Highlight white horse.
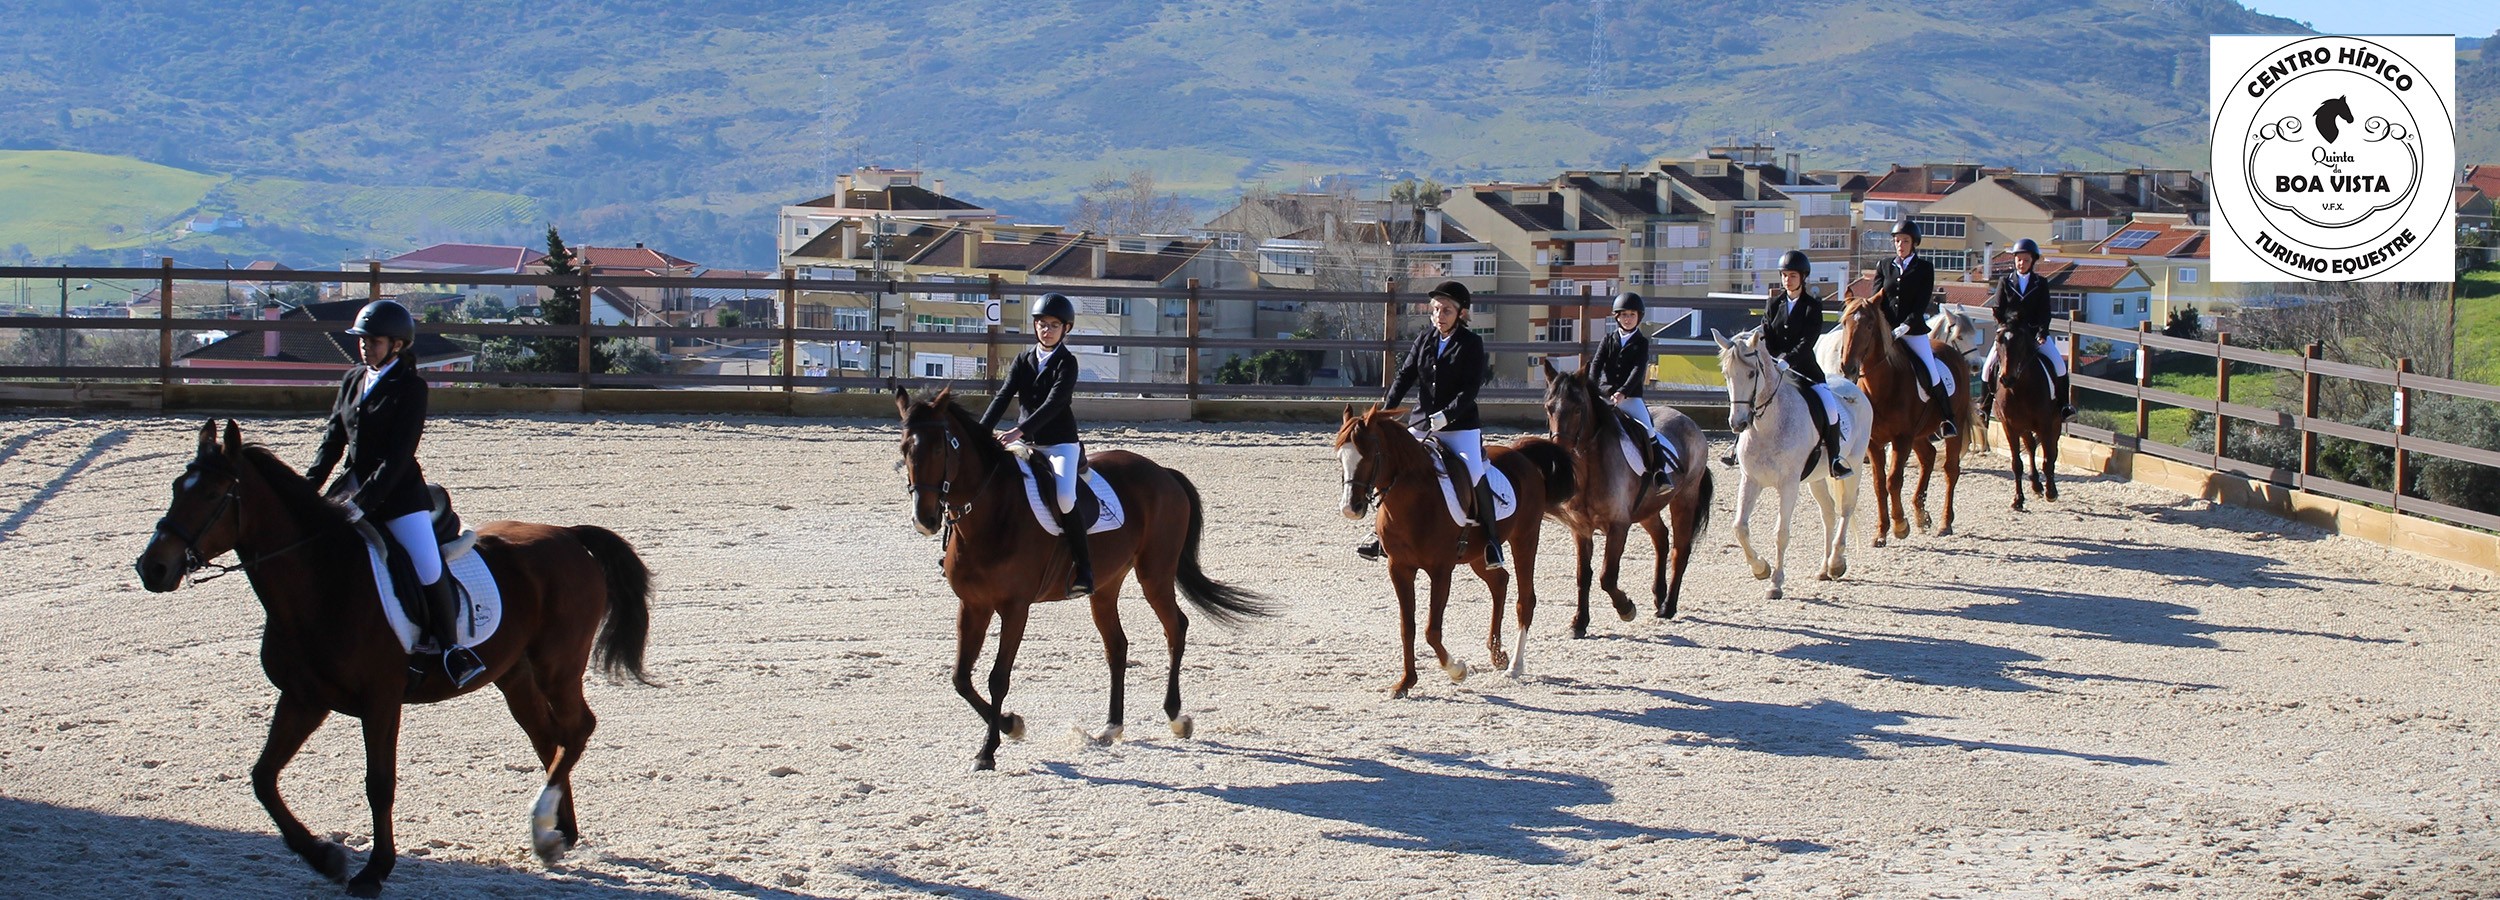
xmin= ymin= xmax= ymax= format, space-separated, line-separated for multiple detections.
xmin=1714 ymin=328 xmax=1872 ymax=600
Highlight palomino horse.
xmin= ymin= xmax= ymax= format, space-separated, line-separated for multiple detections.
xmin=1335 ymin=406 xmax=1573 ymax=694
xmin=1712 ymin=330 xmax=1871 ymax=599
xmin=895 ymin=389 xmax=1274 ymax=771
xmin=1833 ymin=291 xmax=1974 ymax=544
xmin=133 ymin=421 xmax=652 ymax=898
xmin=1988 ymin=328 xmax=2064 ymax=509
xmin=1536 ymin=359 xmax=1713 ymax=628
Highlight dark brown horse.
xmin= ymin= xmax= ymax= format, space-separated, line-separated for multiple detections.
xmin=1334 ymin=406 xmax=1573 ymax=695
xmin=1536 ymin=359 xmax=1713 ymax=629
xmin=1834 ymin=291 xmax=1973 ymax=544
xmin=133 ymin=421 xmax=652 ymax=897
xmin=895 ymin=389 xmax=1274 ymax=771
xmin=1988 ymin=329 xmax=2063 ymax=509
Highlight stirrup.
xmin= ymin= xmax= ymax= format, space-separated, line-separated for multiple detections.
xmin=1355 ymin=540 xmax=1384 ymax=561
xmin=442 ymin=647 xmax=486 ymax=689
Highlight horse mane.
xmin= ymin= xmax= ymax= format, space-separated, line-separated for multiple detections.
xmin=913 ymin=390 xmax=1012 ymax=469
xmin=234 ymin=443 xmax=355 ymax=531
xmin=1550 ymin=364 xmax=1620 ymax=442
xmin=1843 ymin=293 xmax=1918 ymax=373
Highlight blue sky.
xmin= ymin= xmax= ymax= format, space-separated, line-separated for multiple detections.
xmin=2239 ymin=0 xmax=2497 ymax=39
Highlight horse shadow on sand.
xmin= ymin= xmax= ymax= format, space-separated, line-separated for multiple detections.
xmin=1484 ymin=682 xmax=2163 ymax=767
xmin=1041 ymin=742 xmax=1827 ymax=865
xmin=1885 ymin=582 xmax=2403 ymax=650
xmin=0 ymin=428 xmax=127 ymax=546
xmin=0 ymin=796 xmax=818 ymax=899
xmin=1675 ymin=615 xmax=2207 ymax=693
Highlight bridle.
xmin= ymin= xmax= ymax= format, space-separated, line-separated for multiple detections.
xmin=902 ymin=412 xmax=1006 ymax=546
xmin=1340 ymin=418 xmax=1405 ymax=507
xmin=151 ymin=457 xmax=322 ymax=584
xmin=1726 ymin=339 xmax=1779 ymax=433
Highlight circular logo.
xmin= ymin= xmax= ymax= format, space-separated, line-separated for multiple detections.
xmin=2213 ymin=36 xmax=2451 ymax=281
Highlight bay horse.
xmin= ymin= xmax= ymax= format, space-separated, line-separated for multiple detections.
xmin=1334 ymin=406 xmax=1574 ymax=695
xmin=1712 ymin=329 xmax=1870 ymax=599
xmin=1535 ymin=359 xmax=1713 ymax=629
xmin=895 ymin=388 xmax=1275 ymax=771
xmin=1988 ymin=328 xmax=2063 ymax=509
xmin=1833 ymin=290 xmax=1973 ymax=544
xmin=133 ymin=420 xmax=652 ymax=898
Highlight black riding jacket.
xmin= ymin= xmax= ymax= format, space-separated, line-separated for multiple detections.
xmin=982 ymin=344 xmax=1081 ymax=446
xmin=1873 ymin=254 xmax=1937 ymax=335
xmin=1992 ymin=269 xmax=2056 ymax=338
xmin=1761 ymin=288 xmax=1828 ymax=385
xmin=1593 ymin=325 xmax=1651 ymax=399
xmin=305 ymin=359 xmax=433 ymax=519
xmin=1382 ymin=325 xmax=1485 ymax=431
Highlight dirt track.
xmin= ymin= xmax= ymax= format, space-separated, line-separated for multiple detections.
xmin=2 ymin=411 xmax=2496 ymax=898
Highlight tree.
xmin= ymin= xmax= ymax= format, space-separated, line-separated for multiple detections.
xmin=600 ymin=338 xmax=664 ymax=376
xmin=1388 ymin=178 xmax=1445 ymax=207
xmin=2162 ymin=305 xmax=2203 ymax=340
xmin=1225 ymin=186 xmax=1400 ymax=386
xmin=538 ymin=225 xmax=586 ymax=373
xmin=716 ymin=307 xmax=744 ymax=329
xmin=1069 ymin=169 xmax=1197 ymax=236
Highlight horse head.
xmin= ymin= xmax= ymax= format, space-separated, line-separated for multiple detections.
xmin=1713 ymin=328 xmax=1772 ymax=433
xmin=895 ymin=386 xmax=975 ymax=535
xmin=1539 ymin=358 xmax=1600 ymax=444
xmin=2315 ymin=95 xmax=2353 ymax=144
xmin=135 ymin=419 xmax=249 ymax=593
xmin=1833 ymin=290 xmax=1891 ymax=381
xmin=1334 ymin=404 xmax=1416 ymax=519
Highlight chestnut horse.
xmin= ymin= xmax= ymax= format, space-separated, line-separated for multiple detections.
xmin=133 ymin=421 xmax=652 ymax=898
xmin=1536 ymin=359 xmax=1712 ymax=629
xmin=1833 ymin=291 xmax=1973 ymax=544
xmin=1988 ymin=328 xmax=2064 ymax=509
xmin=895 ymin=389 xmax=1274 ymax=771
xmin=1335 ymin=407 xmax=1574 ymax=695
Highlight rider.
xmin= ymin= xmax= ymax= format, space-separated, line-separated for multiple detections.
xmin=1872 ymin=219 xmax=1958 ymax=441
xmin=981 ymin=292 xmax=1094 ymax=600
xmin=1593 ymin=291 xmax=1673 ymax=490
xmin=1358 ymin=280 xmax=1502 ymax=569
xmin=303 ymin=299 xmax=484 ymax=689
xmin=1762 ymin=251 xmax=1853 ymax=479
xmin=1979 ymin=238 xmax=2075 ymax=420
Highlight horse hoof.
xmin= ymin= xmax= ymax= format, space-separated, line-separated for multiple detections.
xmin=1612 ymin=601 xmax=1636 ymax=623
xmin=1443 ymin=660 xmax=1469 ymax=683
xmin=1817 ymin=571 xmax=1833 ymax=581
xmin=347 ymin=878 xmax=384 ymax=899
xmin=1388 ymin=683 xmax=1412 ymax=699
xmin=1488 ymin=651 xmax=1509 ymax=671
xmin=1002 ymin=713 xmax=1027 ymax=742
xmin=531 ymin=786 xmax=567 ymax=866
xmin=1073 ymin=723 xmax=1122 ymax=746
xmin=1655 ymin=602 xmax=1676 ymax=620
xmin=1765 ymin=587 xmax=1783 ymax=600
xmin=1937 ymin=525 xmax=1953 ymax=536
xmin=972 ymin=756 xmax=996 ymax=772
xmin=1170 ymin=715 xmax=1194 ymax=739
xmin=1749 ymin=564 xmax=1771 ymax=581
xmin=314 ymin=841 xmax=351 ymax=882
xmin=1828 ymin=560 xmax=1847 ymax=580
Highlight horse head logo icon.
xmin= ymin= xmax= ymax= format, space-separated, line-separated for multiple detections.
xmin=2314 ymin=95 xmax=2353 ymax=143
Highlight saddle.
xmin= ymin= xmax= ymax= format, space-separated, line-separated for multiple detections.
xmin=1006 ymin=445 xmax=1125 ymax=536
xmin=1609 ymin=405 xmax=1678 ymax=481
xmin=1419 ymin=435 xmax=1516 ymax=526
xmin=354 ymin=483 xmax=479 ymax=647
xmin=1025 ymin=455 xmax=1101 ymax=532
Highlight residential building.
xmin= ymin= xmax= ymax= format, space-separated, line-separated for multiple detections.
xmin=177 ymin=298 xmax=474 ymax=384
xmin=345 ymin=243 xmax=546 ymax=308
xmin=1911 ymin=170 xmax=2210 ymax=277
xmin=1856 ymin=163 xmax=2001 ymax=277
xmin=777 ymin=166 xmax=999 ymax=259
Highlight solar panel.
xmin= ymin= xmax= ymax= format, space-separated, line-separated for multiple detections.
xmin=2106 ymin=229 xmax=2160 ymax=249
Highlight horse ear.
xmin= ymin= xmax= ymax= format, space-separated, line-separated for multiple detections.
xmin=893 ymin=387 xmax=910 ymax=418
xmin=1342 ymin=403 xmax=1356 ymax=422
xmin=1710 ymin=329 xmax=1731 ymax=351
xmin=1539 ymin=357 xmax=1556 ymax=379
xmin=197 ymin=419 xmax=217 ymax=452
xmin=222 ymin=419 xmax=241 ymax=457
xmin=933 ymin=386 xmax=952 ymax=406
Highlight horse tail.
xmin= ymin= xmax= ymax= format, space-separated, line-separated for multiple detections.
xmin=1509 ymin=436 xmax=1577 ymax=504
xmin=570 ymin=524 xmax=655 ymax=685
xmin=1688 ymin=465 xmax=1714 ymax=540
xmin=1167 ymin=469 xmax=1278 ymax=625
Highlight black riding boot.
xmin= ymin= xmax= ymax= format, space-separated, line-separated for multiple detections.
xmin=2054 ymin=372 xmax=2075 ymax=418
xmin=1054 ymin=506 xmax=1096 ymax=599
xmin=1930 ymin=379 xmax=1959 ymax=441
xmin=1473 ymin=481 xmax=1506 ymax=569
xmin=1977 ymin=373 xmax=1998 ymax=424
xmin=1820 ymin=416 xmax=1854 ymax=479
xmin=424 ymin=577 xmax=485 ymax=689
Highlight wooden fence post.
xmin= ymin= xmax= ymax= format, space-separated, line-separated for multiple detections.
xmin=2134 ymin=320 xmax=2151 ymax=441
xmin=2213 ymin=331 xmax=2230 ymax=466
xmin=1184 ymin=278 xmax=1201 ymax=403
xmin=2299 ymin=342 xmax=2321 ymax=490
xmin=781 ymin=268 xmax=797 ymax=392
xmin=2393 ymin=357 xmax=2412 ymax=511
xmin=158 ymin=258 xmax=175 ymax=389
xmin=1380 ymin=279 xmax=1398 ymax=390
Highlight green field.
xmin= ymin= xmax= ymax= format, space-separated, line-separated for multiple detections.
xmin=2460 ymin=266 xmax=2500 ymax=383
xmin=0 ymin=151 xmax=220 ymax=257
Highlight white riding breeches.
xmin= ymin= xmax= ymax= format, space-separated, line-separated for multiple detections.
xmin=1034 ymin=442 xmax=1082 ymax=514
xmin=1809 ymin=382 xmax=1842 ymax=426
xmin=383 ymin=511 xmax=442 ymax=586
xmin=1902 ymin=333 xmax=1953 ymax=393
xmin=1612 ymin=396 xmax=1657 ymax=435
xmin=1984 ymin=335 xmax=2069 ymax=379
xmin=1415 ymin=426 xmax=1487 ymax=486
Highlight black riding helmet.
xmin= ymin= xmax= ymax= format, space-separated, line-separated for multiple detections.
xmin=344 ymin=299 xmax=415 ymax=343
xmin=1778 ymin=250 xmax=1812 ymax=276
xmin=1426 ymin=280 xmax=1471 ymax=309
xmin=1032 ymin=292 xmax=1076 ymax=328
xmin=1610 ymin=291 xmax=1643 ymax=314
xmin=2010 ymin=237 xmax=2041 ymax=257
xmin=1891 ymin=218 xmax=1921 ymax=245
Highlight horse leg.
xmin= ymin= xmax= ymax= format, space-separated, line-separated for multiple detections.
xmin=1767 ymin=480 xmax=1797 ymax=600
xmin=1569 ymin=527 xmax=1595 ymax=638
xmin=344 ymin=701 xmax=403 ymax=898
xmin=1643 ymin=513 xmax=1680 ymax=619
xmin=2043 ymin=434 xmax=2061 ymax=502
xmin=1136 ymin=573 xmax=1194 ymax=738
xmin=1505 ymin=513 xmax=1539 ymax=680
xmin=1084 ymin=582 xmax=1130 ymax=745
xmin=538 ymin=668 xmax=596 ymax=853
xmin=1938 ymin=432 xmax=1962 ymax=536
xmin=252 ymin=693 xmax=349 ymax=884
xmin=2008 ymin=429 xmax=2028 ymax=511
xmin=1425 ymin=567 xmax=1468 ymax=684
xmin=1811 ymin=477 xmax=1846 ymax=581
xmin=1735 ymin=475 xmax=1769 ymax=580
xmin=1886 ymin=440 xmax=1912 ymax=539
xmin=1600 ymin=521 xmax=1636 ymax=622
xmin=983 ymin=603 xmax=1034 ymax=762
xmin=1389 ymin=565 xmax=1420 ymax=698
xmin=1911 ymin=438 xmax=1937 ymax=533
xmin=1866 ymin=442 xmax=1894 ymax=546
xmin=950 ymin=603 xmax=1010 ymax=770
xmin=1478 ymin=545 xmax=1510 ymax=674
xmin=494 ymin=660 xmax=577 ymax=863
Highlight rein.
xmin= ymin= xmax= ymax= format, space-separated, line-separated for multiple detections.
xmin=152 ymin=460 xmax=327 ymax=585
xmin=1727 ymin=345 xmax=1780 ymax=433
xmin=1342 ymin=419 xmax=1413 ymax=507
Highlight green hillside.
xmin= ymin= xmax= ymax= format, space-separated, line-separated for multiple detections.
xmin=0 ymin=151 xmax=218 ymax=258
xmin=7 ymin=0 xmax=2478 ymax=270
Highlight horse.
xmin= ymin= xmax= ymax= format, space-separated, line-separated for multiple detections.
xmin=132 ymin=420 xmax=652 ymax=898
xmin=895 ymin=388 xmax=1274 ymax=771
xmin=1988 ymin=327 xmax=2064 ymax=509
xmin=1711 ymin=329 xmax=1870 ymax=600
xmin=1334 ymin=406 xmax=1573 ymax=695
xmin=1832 ymin=290 xmax=1974 ymax=544
xmin=1535 ymin=359 xmax=1713 ymax=629
xmin=1818 ymin=307 xmax=1986 ymax=379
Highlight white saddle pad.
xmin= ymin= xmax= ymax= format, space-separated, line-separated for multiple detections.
xmin=360 ymin=528 xmax=504 ymax=654
xmin=1428 ymin=450 xmax=1516 ymax=526
xmin=1022 ymin=468 xmax=1125 ymax=536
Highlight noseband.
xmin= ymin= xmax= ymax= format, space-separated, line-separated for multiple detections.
xmin=903 ymin=415 xmax=1005 ymax=544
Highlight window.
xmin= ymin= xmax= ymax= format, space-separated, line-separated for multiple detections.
xmin=1652 ymin=224 xmax=1705 ymax=248
xmin=1683 ymin=261 xmax=1711 ymax=285
xmin=1797 ymin=195 xmax=1840 ymax=217
xmin=1216 ymin=232 xmax=1242 ymax=251
xmin=1805 ymin=229 xmax=1850 ymax=251
xmin=1550 ymin=278 xmax=1577 ymax=296
xmin=1545 ymin=317 xmax=1576 ymax=343
xmin=1258 ymin=250 xmax=1315 ymax=275
xmin=2137 ymin=296 xmax=2149 ymax=313
xmin=1922 ymin=250 xmax=1974 ymax=274
xmin=1104 ymin=297 xmax=1129 ymax=316
xmin=2111 ymin=297 xmax=2126 ymax=315
xmin=835 ymin=307 xmax=868 ymax=331
xmin=923 ymin=361 xmax=944 ymax=377
xmin=800 ymin=304 xmax=833 ymax=329
xmin=1625 ymin=271 xmax=1644 ymax=285
xmin=1471 ymin=255 xmax=1499 ymax=277
xmin=1743 ymin=209 xmax=1789 ymax=234
xmin=2052 ymin=291 xmax=2082 ymax=315
xmin=1576 ymin=241 xmax=1615 ymax=265
xmin=2178 ymin=268 xmax=2200 ymax=284
xmin=1513 ymin=191 xmax=1545 ymax=205
xmin=1862 ymin=200 xmax=1901 ymax=222
xmin=797 ymin=226 xmax=811 ymax=237
xmin=1908 ymin=214 xmax=1967 ymax=239
xmin=1535 ymin=249 xmax=1552 ymax=266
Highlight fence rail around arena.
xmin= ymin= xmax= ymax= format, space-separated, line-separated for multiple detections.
xmin=3 ymin=262 xmax=2493 ymax=536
